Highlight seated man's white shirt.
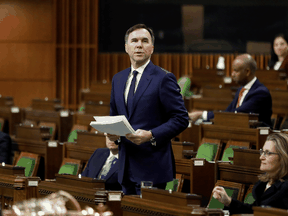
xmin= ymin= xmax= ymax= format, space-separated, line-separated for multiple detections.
xmin=202 ymin=76 xmax=257 ymax=120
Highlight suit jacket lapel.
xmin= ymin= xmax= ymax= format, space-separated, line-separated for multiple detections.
xmin=105 ymin=159 xmax=118 ymax=180
xmin=128 ymin=62 xmax=154 ymax=119
xmin=93 ymin=150 xmax=110 ymax=178
xmin=116 ymin=68 xmax=130 ymax=118
xmin=242 ymin=78 xmax=260 ymax=104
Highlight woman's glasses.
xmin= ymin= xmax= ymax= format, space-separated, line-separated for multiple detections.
xmin=260 ymin=149 xmax=279 ymax=157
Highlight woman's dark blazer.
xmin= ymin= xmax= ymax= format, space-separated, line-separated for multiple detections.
xmin=226 ymin=177 xmax=288 ymax=214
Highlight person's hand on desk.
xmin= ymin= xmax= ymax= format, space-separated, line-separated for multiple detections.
xmin=126 ymin=129 xmax=152 ymax=145
xmin=188 ymin=111 xmax=203 ymax=122
xmin=212 ymin=186 xmax=232 ymax=207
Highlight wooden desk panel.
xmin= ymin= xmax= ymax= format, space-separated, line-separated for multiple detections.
xmin=200 ymin=124 xmax=267 ymax=150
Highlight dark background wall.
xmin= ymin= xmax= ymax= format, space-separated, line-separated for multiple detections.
xmin=99 ymin=0 xmax=288 ymax=53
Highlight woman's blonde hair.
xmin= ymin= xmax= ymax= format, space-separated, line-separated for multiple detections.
xmin=259 ymin=133 xmax=288 ymax=183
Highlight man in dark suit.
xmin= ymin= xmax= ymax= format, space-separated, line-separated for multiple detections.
xmin=0 ymin=131 xmax=11 ymax=164
xmin=107 ymin=24 xmax=189 ymax=195
xmin=189 ymin=54 xmax=272 ymax=127
xmin=81 ymin=136 xmax=121 ymax=191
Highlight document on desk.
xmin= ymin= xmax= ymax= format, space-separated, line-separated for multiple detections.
xmin=90 ymin=115 xmax=135 ymax=136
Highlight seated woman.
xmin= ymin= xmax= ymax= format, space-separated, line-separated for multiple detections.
xmin=212 ymin=132 xmax=288 ymax=214
xmin=268 ymin=34 xmax=288 ymax=72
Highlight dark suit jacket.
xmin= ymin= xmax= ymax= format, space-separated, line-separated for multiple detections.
xmin=81 ymin=148 xmax=121 ymax=191
xmin=207 ymin=79 xmax=272 ymax=127
xmin=226 ymin=178 xmax=288 ymax=214
xmin=0 ymin=131 xmax=11 ymax=164
xmin=110 ymin=61 xmax=189 ymax=185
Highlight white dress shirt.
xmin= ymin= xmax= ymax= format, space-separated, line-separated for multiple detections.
xmin=202 ymin=76 xmax=257 ymax=120
xmin=124 ymin=60 xmax=150 ymax=104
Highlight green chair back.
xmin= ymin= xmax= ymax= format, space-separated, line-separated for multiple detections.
xmin=208 ymin=187 xmax=239 ymax=209
xmin=221 ymin=145 xmax=241 ymax=163
xmin=58 ymin=163 xmax=79 ymax=175
xmin=196 ymin=143 xmax=218 ymax=161
xmin=67 ymin=130 xmax=78 ymax=142
xmin=165 ymin=179 xmax=179 ymax=192
xmin=16 ymin=157 xmax=36 ymax=177
xmin=243 ymin=192 xmax=255 ymax=204
xmin=178 ymin=77 xmax=193 ymax=97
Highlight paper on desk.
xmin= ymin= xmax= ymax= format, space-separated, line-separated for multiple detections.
xmin=90 ymin=115 xmax=135 ymax=136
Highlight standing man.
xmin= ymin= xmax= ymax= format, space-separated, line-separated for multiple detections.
xmin=108 ymin=24 xmax=189 ymax=195
xmin=189 ymin=54 xmax=272 ymax=127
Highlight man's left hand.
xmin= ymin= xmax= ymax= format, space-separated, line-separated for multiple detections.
xmin=125 ymin=129 xmax=152 ymax=145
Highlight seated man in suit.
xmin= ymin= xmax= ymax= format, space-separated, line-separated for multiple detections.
xmin=189 ymin=54 xmax=272 ymax=128
xmin=81 ymin=135 xmax=121 ymax=191
xmin=0 ymin=131 xmax=11 ymax=164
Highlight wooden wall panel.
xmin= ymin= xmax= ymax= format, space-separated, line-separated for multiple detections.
xmin=0 ymin=0 xmax=54 ymax=108
xmin=0 ymin=81 xmax=53 ymax=107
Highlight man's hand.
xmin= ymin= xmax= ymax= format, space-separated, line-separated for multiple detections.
xmin=125 ymin=129 xmax=152 ymax=145
xmin=188 ymin=111 xmax=203 ymax=122
xmin=106 ymin=134 xmax=120 ymax=142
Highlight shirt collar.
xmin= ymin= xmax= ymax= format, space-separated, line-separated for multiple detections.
xmin=243 ymin=76 xmax=257 ymax=90
xmin=131 ymin=60 xmax=150 ymax=75
xmin=109 ymin=151 xmax=119 ymax=159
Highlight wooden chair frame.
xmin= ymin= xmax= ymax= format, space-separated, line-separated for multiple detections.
xmin=59 ymin=157 xmax=82 ymax=176
xmin=221 ymin=140 xmax=250 ymax=161
xmin=39 ymin=121 xmax=57 ymax=140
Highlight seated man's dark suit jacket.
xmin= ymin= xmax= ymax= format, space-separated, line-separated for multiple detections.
xmin=110 ymin=61 xmax=189 ymax=186
xmin=226 ymin=177 xmax=288 ymax=214
xmin=207 ymin=78 xmax=272 ymax=127
xmin=81 ymin=148 xmax=121 ymax=191
xmin=0 ymin=131 xmax=11 ymax=164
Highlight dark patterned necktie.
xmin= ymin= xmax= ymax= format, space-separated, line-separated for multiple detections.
xmin=127 ymin=70 xmax=138 ymax=116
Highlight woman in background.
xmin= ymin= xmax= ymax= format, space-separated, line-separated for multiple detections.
xmin=268 ymin=34 xmax=288 ymax=72
xmin=212 ymin=132 xmax=288 ymax=214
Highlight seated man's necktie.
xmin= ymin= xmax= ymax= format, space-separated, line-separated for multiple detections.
xmin=98 ymin=156 xmax=118 ymax=180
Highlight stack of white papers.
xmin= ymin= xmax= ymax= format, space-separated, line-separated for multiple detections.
xmin=90 ymin=115 xmax=135 ymax=136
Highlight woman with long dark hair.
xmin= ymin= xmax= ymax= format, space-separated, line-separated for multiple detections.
xmin=268 ymin=34 xmax=288 ymax=71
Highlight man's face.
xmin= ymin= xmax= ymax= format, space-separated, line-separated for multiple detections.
xmin=125 ymin=28 xmax=154 ymax=68
xmin=231 ymin=59 xmax=248 ymax=85
xmin=106 ymin=136 xmax=118 ymax=150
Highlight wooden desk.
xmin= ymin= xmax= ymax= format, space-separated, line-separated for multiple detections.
xmin=24 ymin=109 xmax=73 ymax=142
xmin=200 ymin=124 xmax=268 ymax=150
xmin=38 ymin=174 xmax=122 ymax=216
xmin=31 ymin=98 xmax=63 ymax=111
xmin=121 ymin=188 xmax=223 ymax=216
xmin=253 ymin=206 xmax=288 ymax=216
xmin=0 ymin=107 xmax=22 ymax=135
xmin=0 ymin=164 xmax=40 ymax=210
xmin=188 ymin=97 xmax=232 ymax=112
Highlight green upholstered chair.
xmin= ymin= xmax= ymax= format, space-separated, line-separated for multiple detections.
xmin=67 ymin=124 xmax=88 ymax=142
xmin=165 ymin=174 xmax=184 ymax=192
xmin=58 ymin=158 xmax=82 ymax=176
xmin=208 ymin=180 xmax=245 ymax=209
xmin=178 ymin=76 xmax=193 ymax=97
xmin=196 ymin=138 xmax=222 ymax=162
xmin=15 ymin=152 xmax=40 ymax=177
xmin=221 ymin=140 xmax=250 ymax=163
xmin=243 ymin=185 xmax=255 ymax=204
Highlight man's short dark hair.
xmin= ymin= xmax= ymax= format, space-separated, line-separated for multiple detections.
xmin=124 ymin=24 xmax=155 ymax=45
